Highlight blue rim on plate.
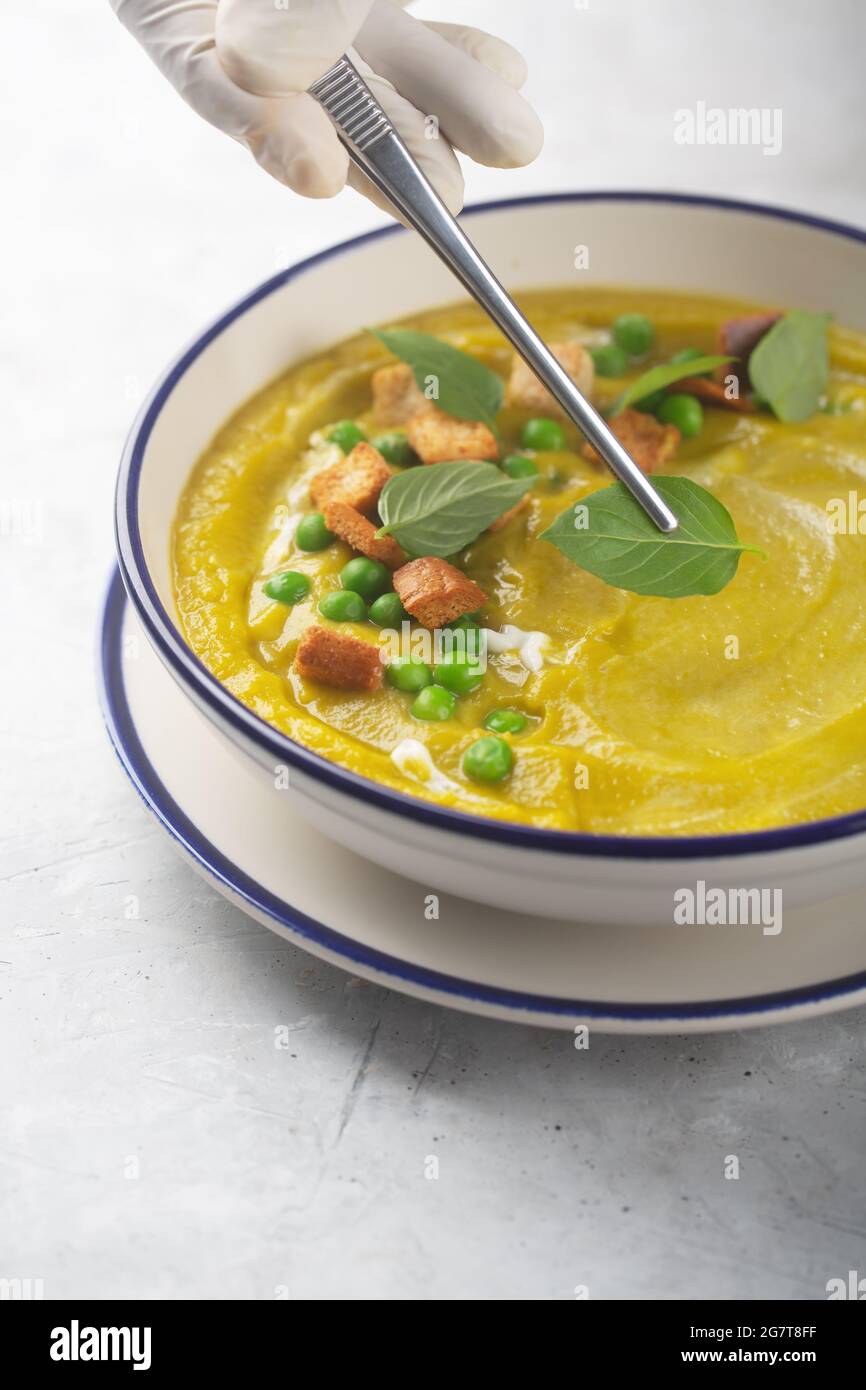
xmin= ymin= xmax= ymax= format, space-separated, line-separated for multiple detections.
xmin=99 ymin=568 xmax=866 ymax=1023
xmin=115 ymin=189 xmax=866 ymax=861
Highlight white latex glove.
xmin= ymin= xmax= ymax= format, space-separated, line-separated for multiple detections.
xmin=109 ymin=0 xmax=543 ymax=215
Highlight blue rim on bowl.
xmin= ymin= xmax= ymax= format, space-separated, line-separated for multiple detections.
xmin=98 ymin=569 xmax=866 ymax=1022
xmin=115 ymin=190 xmax=866 ymax=861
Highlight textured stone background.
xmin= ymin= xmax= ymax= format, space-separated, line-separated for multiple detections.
xmin=2 ymin=0 xmax=864 ymax=1299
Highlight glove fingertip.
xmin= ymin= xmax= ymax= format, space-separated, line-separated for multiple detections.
xmin=255 ymin=120 xmax=349 ymax=198
xmin=428 ymin=166 xmax=464 ymax=217
xmin=496 ymin=105 xmax=545 ymax=169
xmin=286 ymin=154 xmax=348 ymax=199
xmin=427 ymin=23 xmax=529 ymax=90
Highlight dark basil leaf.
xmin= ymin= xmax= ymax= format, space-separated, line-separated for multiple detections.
xmin=371 ymin=329 xmax=503 ymax=428
xmin=377 ymin=461 xmax=532 ymax=558
xmin=611 ymin=356 xmax=733 ymax=415
xmin=748 ymin=310 xmax=830 ymax=422
xmin=538 ymin=476 xmax=764 ymax=597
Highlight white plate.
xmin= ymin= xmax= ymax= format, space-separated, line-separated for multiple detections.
xmin=99 ymin=571 xmax=866 ymax=1033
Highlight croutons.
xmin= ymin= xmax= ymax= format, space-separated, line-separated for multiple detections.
xmin=393 ymin=556 xmax=486 ymax=630
xmin=582 ymin=408 xmax=680 ymax=475
xmin=505 ymin=341 xmax=595 ymax=416
xmin=716 ymin=312 xmax=783 ymax=399
xmin=674 ymin=376 xmax=755 ymax=413
xmin=310 ymin=442 xmax=392 ymax=515
xmin=371 ymin=363 xmax=430 ymax=426
xmin=323 ymin=500 xmax=406 ymax=569
xmin=295 ymin=625 xmax=383 ymax=692
xmin=406 ymin=407 xmax=499 ymax=465
xmin=718 ymin=312 xmax=782 ymax=364
xmin=487 ymin=497 xmax=530 ymax=534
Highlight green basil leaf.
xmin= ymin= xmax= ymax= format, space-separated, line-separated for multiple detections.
xmin=538 ymin=476 xmax=765 ymax=598
xmin=371 ymin=329 xmax=504 ymax=428
xmin=748 ymin=310 xmax=830 ymax=422
xmin=611 ymin=355 xmax=734 ymax=415
xmin=377 ymin=461 xmax=532 ymax=558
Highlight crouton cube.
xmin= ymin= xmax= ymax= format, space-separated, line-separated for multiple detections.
xmin=406 ymin=408 xmax=499 ymax=465
xmin=715 ymin=312 xmax=783 ymax=400
xmin=717 ymin=312 xmax=782 ymax=364
xmin=371 ymin=363 xmax=430 ymax=426
xmin=323 ymin=500 xmax=406 ymax=569
xmin=675 ymin=376 xmax=755 ymax=413
xmin=310 ymin=442 xmax=392 ymax=515
xmin=581 ymin=408 xmax=680 ymax=475
xmin=393 ymin=557 xmax=487 ymax=630
xmin=505 ymin=341 xmax=595 ymax=417
xmin=487 ymin=496 xmax=530 ymax=534
xmin=295 ymin=625 xmax=383 ymax=692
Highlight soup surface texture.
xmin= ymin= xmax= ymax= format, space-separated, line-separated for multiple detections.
xmin=173 ymin=288 xmax=866 ymax=834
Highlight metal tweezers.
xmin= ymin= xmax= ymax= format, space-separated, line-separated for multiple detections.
xmin=309 ymin=55 xmax=678 ymax=533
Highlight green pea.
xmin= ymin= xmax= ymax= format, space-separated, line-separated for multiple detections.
xmin=328 ymin=420 xmax=366 ymax=454
xmin=295 ymin=512 xmax=336 ymax=552
xmin=387 ymin=657 xmax=433 ymax=693
xmin=318 ymin=590 xmax=367 ymax=622
xmin=445 ymin=619 xmax=484 ymax=665
xmin=434 ymin=653 xmax=485 ymax=696
xmin=369 ymin=591 xmax=408 ymax=627
xmin=483 ymin=708 xmax=527 ymax=735
xmin=340 ymin=556 xmax=390 ymax=601
xmin=590 ymin=343 xmax=629 ymax=377
xmin=463 ymin=735 xmax=513 ymax=783
xmin=502 ymin=453 xmax=540 ymax=479
xmin=520 ymin=418 xmax=565 ymax=452
xmin=612 ymin=313 xmax=655 ymax=358
xmin=634 ymin=388 xmax=667 ymax=414
xmin=372 ymin=432 xmax=416 ymax=467
xmin=411 ymin=684 xmax=457 ymax=721
xmin=263 ymin=571 xmax=310 ymax=606
xmin=657 ymin=393 xmax=703 ymax=438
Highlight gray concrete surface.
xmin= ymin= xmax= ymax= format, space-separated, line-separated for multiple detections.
xmin=2 ymin=0 xmax=864 ymax=1299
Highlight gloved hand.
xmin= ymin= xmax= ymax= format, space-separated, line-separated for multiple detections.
xmin=109 ymin=0 xmax=543 ymax=215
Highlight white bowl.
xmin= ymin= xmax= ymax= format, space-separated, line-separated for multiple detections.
xmin=115 ymin=191 xmax=866 ymax=924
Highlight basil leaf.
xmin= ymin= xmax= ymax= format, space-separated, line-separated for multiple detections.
xmin=377 ymin=461 xmax=532 ymax=558
xmin=748 ymin=310 xmax=830 ymax=422
xmin=371 ymin=329 xmax=504 ymax=428
xmin=538 ymin=477 xmax=764 ymax=598
xmin=611 ymin=355 xmax=733 ymax=415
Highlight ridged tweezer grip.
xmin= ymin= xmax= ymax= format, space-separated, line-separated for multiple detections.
xmin=308 ymin=57 xmax=392 ymax=153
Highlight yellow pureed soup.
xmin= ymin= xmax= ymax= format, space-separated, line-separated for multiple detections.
xmin=173 ymin=288 xmax=866 ymax=835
